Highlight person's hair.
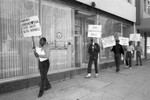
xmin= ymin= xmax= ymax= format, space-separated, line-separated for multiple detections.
xmin=90 ymin=38 xmax=93 ymax=42
xmin=116 ymin=39 xmax=119 ymax=42
xmin=129 ymin=41 xmax=132 ymax=45
xmin=40 ymin=37 xmax=47 ymax=43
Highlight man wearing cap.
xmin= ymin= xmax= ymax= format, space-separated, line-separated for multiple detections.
xmin=86 ymin=38 xmax=100 ymax=78
xmin=111 ymin=39 xmax=124 ymax=72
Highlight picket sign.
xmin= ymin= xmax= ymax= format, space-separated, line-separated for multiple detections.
xmin=119 ymin=37 xmax=129 ymax=46
xmin=20 ymin=16 xmax=42 ymax=50
xmin=129 ymin=33 xmax=141 ymax=41
xmin=101 ymin=36 xmax=115 ymax=48
xmin=88 ymin=25 xmax=102 ymax=38
xmin=20 ymin=16 xmax=42 ymax=38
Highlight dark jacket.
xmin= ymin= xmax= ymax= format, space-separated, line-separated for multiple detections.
xmin=111 ymin=44 xmax=124 ymax=55
xmin=88 ymin=43 xmax=100 ymax=57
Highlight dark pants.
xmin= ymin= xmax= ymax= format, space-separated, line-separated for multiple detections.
xmin=126 ymin=51 xmax=132 ymax=67
xmin=114 ymin=54 xmax=121 ymax=71
xmin=38 ymin=59 xmax=51 ymax=91
xmin=136 ymin=51 xmax=142 ymax=65
xmin=87 ymin=56 xmax=98 ymax=74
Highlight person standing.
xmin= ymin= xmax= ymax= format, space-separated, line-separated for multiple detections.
xmin=86 ymin=38 xmax=100 ymax=78
xmin=34 ymin=37 xmax=51 ymax=97
xmin=111 ymin=39 xmax=124 ymax=72
xmin=125 ymin=41 xmax=134 ymax=69
xmin=135 ymin=41 xmax=143 ymax=66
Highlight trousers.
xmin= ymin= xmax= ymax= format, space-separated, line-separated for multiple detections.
xmin=136 ymin=51 xmax=142 ymax=65
xmin=126 ymin=51 xmax=132 ymax=67
xmin=87 ymin=56 xmax=98 ymax=74
xmin=114 ymin=54 xmax=121 ymax=71
xmin=38 ymin=59 xmax=51 ymax=91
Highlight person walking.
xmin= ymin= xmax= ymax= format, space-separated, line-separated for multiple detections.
xmin=33 ymin=37 xmax=51 ymax=97
xmin=86 ymin=38 xmax=100 ymax=78
xmin=135 ymin=41 xmax=143 ymax=66
xmin=125 ymin=41 xmax=134 ymax=69
xmin=111 ymin=39 xmax=124 ymax=72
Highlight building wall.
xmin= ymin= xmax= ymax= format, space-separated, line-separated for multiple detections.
xmin=0 ymin=0 xmax=134 ymax=82
xmin=0 ymin=0 xmax=137 ymax=94
xmin=76 ymin=0 xmax=136 ymax=22
xmin=136 ymin=0 xmax=150 ymax=59
xmin=136 ymin=0 xmax=142 ymax=25
xmin=0 ymin=0 xmax=73 ymax=79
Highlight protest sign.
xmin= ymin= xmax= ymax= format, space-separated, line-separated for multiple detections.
xmin=101 ymin=36 xmax=115 ymax=48
xmin=119 ymin=37 xmax=129 ymax=46
xmin=88 ymin=25 xmax=102 ymax=38
xmin=20 ymin=16 xmax=42 ymax=37
xmin=130 ymin=33 xmax=141 ymax=41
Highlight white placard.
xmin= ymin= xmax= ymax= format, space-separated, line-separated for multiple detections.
xmin=119 ymin=37 xmax=129 ymax=46
xmin=101 ymin=36 xmax=115 ymax=48
xmin=20 ymin=16 xmax=42 ymax=37
xmin=88 ymin=25 xmax=102 ymax=38
xmin=129 ymin=34 xmax=141 ymax=41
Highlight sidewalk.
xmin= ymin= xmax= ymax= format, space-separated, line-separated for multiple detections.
xmin=0 ymin=60 xmax=150 ymax=100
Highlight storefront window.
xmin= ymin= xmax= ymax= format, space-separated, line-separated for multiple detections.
xmin=0 ymin=0 xmax=39 ymax=79
xmin=40 ymin=1 xmax=72 ymax=70
xmin=0 ymin=0 xmax=72 ymax=79
xmin=99 ymin=16 xmax=122 ymax=62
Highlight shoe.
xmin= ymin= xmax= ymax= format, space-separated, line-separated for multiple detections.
xmin=38 ymin=90 xmax=44 ymax=98
xmin=116 ymin=69 xmax=120 ymax=72
xmin=45 ymin=86 xmax=51 ymax=91
xmin=135 ymin=64 xmax=139 ymax=66
xmin=95 ymin=74 xmax=98 ymax=78
xmin=126 ymin=66 xmax=129 ymax=68
xmin=86 ymin=74 xmax=91 ymax=78
xmin=129 ymin=67 xmax=132 ymax=69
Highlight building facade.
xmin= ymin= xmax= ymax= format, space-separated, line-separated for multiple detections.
xmin=0 ymin=0 xmax=136 ymax=94
xmin=136 ymin=0 xmax=150 ymax=59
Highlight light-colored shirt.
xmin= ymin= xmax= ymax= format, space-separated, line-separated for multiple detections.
xmin=127 ymin=45 xmax=134 ymax=53
xmin=135 ymin=45 xmax=142 ymax=52
xmin=36 ymin=47 xmax=48 ymax=62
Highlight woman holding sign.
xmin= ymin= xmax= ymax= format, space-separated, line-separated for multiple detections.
xmin=33 ymin=37 xmax=51 ymax=97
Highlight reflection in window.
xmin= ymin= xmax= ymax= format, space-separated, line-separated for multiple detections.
xmin=99 ymin=16 xmax=122 ymax=62
xmin=0 ymin=0 xmax=72 ymax=79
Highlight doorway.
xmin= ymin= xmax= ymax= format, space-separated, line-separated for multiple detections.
xmin=74 ymin=10 xmax=96 ymax=67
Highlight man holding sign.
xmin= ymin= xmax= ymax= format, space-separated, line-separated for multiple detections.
xmin=86 ymin=25 xmax=101 ymax=78
xmin=86 ymin=38 xmax=100 ymax=78
xmin=111 ymin=39 xmax=124 ymax=72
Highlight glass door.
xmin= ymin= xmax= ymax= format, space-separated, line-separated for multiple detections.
xmin=75 ymin=17 xmax=82 ymax=67
xmin=74 ymin=11 xmax=96 ymax=67
xmin=82 ymin=16 xmax=96 ymax=63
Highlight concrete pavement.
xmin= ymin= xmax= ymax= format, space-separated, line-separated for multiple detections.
xmin=0 ymin=60 xmax=150 ymax=100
